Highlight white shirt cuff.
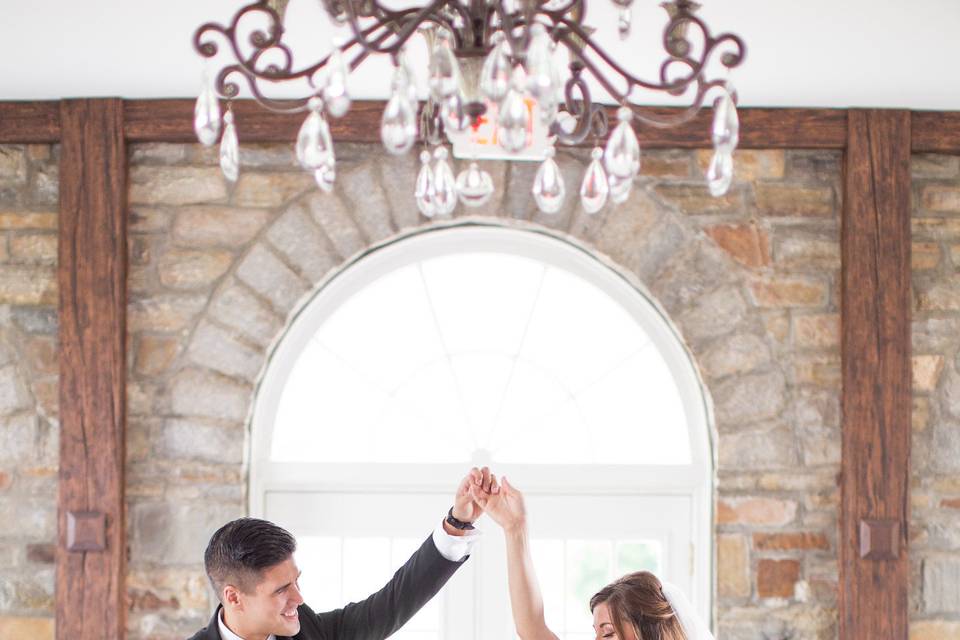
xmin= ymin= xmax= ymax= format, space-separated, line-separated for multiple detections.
xmin=431 ymin=519 xmax=481 ymax=562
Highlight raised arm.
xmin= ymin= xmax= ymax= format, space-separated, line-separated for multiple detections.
xmin=471 ymin=477 xmax=560 ymax=640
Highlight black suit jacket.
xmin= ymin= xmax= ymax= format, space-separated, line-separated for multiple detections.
xmin=188 ymin=534 xmax=467 ymax=640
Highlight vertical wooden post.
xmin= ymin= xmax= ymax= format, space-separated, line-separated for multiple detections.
xmin=56 ymin=99 xmax=127 ymax=640
xmin=840 ymin=109 xmax=911 ymax=640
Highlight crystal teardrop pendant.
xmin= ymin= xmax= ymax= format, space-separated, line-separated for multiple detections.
xmin=604 ymin=107 xmax=641 ymax=179
xmin=297 ymin=97 xmax=333 ymax=170
xmin=219 ymin=109 xmax=240 ymax=182
xmin=415 ymin=150 xmax=437 ymax=218
xmin=712 ymin=84 xmax=740 ymax=154
xmin=579 ymin=147 xmax=609 ymax=214
xmin=429 ymin=31 xmax=460 ymax=101
xmin=315 ymin=160 xmax=336 ymax=193
xmin=618 ymin=7 xmax=632 ymax=39
xmin=525 ymin=23 xmax=555 ymax=102
xmin=498 ymin=70 xmax=531 ymax=153
xmin=480 ymin=33 xmax=511 ymax=102
xmin=433 ymin=146 xmax=458 ymax=216
xmin=441 ymin=90 xmax=470 ymax=132
xmin=706 ymin=149 xmax=734 ymax=197
xmin=194 ymin=77 xmax=221 ymax=147
xmin=608 ymin=171 xmax=632 ymax=204
xmin=323 ymin=42 xmax=351 ymax=118
xmin=532 ymin=148 xmax=565 ymax=214
xmin=381 ymin=86 xmax=418 ymax=155
xmin=456 ymin=161 xmax=494 ymax=207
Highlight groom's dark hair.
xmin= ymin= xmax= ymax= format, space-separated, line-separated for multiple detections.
xmin=204 ymin=517 xmax=297 ymax=599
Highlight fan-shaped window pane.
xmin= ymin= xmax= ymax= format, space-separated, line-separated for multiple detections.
xmin=270 ymin=242 xmax=691 ymax=465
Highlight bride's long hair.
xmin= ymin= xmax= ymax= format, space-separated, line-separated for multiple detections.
xmin=589 ymin=571 xmax=687 ymax=640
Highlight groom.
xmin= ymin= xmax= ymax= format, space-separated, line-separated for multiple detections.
xmin=187 ymin=467 xmax=494 ymax=640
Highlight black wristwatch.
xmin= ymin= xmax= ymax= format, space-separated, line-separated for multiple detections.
xmin=446 ymin=507 xmax=475 ymax=531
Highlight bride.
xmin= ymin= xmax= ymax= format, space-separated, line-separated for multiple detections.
xmin=470 ymin=475 xmax=713 ymax=640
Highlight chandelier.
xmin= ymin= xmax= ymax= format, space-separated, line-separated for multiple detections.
xmin=193 ymin=0 xmax=745 ymax=216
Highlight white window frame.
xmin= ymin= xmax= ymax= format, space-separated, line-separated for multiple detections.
xmin=249 ymin=224 xmax=715 ymax=634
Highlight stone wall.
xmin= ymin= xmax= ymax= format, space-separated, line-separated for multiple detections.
xmin=910 ymin=154 xmax=960 ymax=640
xmin=0 ymin=144 xmax=59 ymax=638
xmin=124 ymin=142 xmax=842 ymax=639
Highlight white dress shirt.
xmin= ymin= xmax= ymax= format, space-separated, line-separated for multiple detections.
xmin=217 ymin=519 xmax=479 ymax=640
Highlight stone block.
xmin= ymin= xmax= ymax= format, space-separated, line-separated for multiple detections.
xmin=793 ymin=354 xmax=841 ymax=387
xmin=916 ymin=282 xmax=960 ymax=311
xmin=700 ymin=333 xmax=771 ymax=379
xmin=653 ymin=183 xmax=743 ymax=215
xmin=643 ymin=150 xmax=693 ymax=179
xmin=757 ymin=558 xmax=800 ymax=599
xmin=187 ymin=322 xmax=263 ymax=382
xmin=266 ymin=204 xmax=338 ymax=282
xmin=129 ymin=143 xmax=188 ymax=165
xmin=753 ymin=532 xmax=829 ymax=551
xmin=0 ymin=414 xmax=38 ymax=461
xmin=173 ymin=206 xmax=271 ymax=249
xmin=951 ymin=243 xmax=960 ymax=266
xmin=748 ymin=275 xmax=827 ymax=308
xmin=944 ymin=368 xmax=960 ymax=419
xmin=0 ymin=365 xmax=30 ymax=416
xmin=717 ymin=496 xmax=798 ymax=526
xmin=0 ymin=212 xmax=56 ymax=230
xmin=128 ymin=294 xmax=208 ymax=332
xmin=157 ymin=248 xmax=233 ymax=291
xmin=931 ymin=420 xmax=960 ymax=473
xmin=10 ymin=307 xmax=57 ymax=335
xmin=912 ymin=154 xmax=960 ymax=178
xmin=593 ymin=193 xmax=686 ymax=283
xmin=0 ymin=147 xmax=27 ymax=183
xmin=714 ymin=369 xmax=786 ymax=425
xmin=914 ymin=396 xmax=931 ymax=432
xmin=923 ymin=557 xmax=960 ymax=613
xmin=135 ymin=335 xmax=181 ymax=376
xmin=793 ymin=313 xmax=840 ymax=349
xmin=208 ymin=281 xmax=283 ymax=348
xmin=23 ymin=335 xmax=56 ymax=377
xmin=0 ymin=496 xmax=56 ymax=539
xmin=127 ymin=567 xmax=210 ymax=613
xmin=0 ymin=617 xmax=54 ymax=639
xmin=912 ymin=242 xmax=941 ymax=270
xmin=676 ymin=286 xmax=748 ymax=341
xmin=696 ymin=149 xmax=786 ymax=181
xmin=132 ymin=501 xmax=243 ymax=565
xmin=170 ymin=368 xmax=250 ymax=423
xmin=910 ymin=621 xmax=960 ymax=640
xmin=129 ymin=166 xmax=228 ymax=205
xmin=306 ymin=192 xmax=366 ymax=259
xmin=9 ymin=234 xmax=57 ymax=264
xmin=717 ymin=534 xmax=750 ymax=598
xmin=0 ymin=265 xmax=56 ymax=304
xmin=232 ymin=171 xmax=315 ymax=208
xmin=921 ymin=184 xmax=960 ymax=212
xmin=160 ymin=419 xmax=244 ymax=465
xmin=913 ymin=355 xmax=945 ymax=393
xmin=718 ymin=422 xmax=798 ymax=470
xmin=29 ymin=163 xmax=58 ymax=207
xmin=235 ymin=244 xmax=308 ymax=314
xmin=378 ymin=155 xmax=425 ymax=230
xmin=774 ymin=235 xmax=840 ymax=270
xmin=26 ymin=543 xmax=55 ymax=564
xmin=129 ymin=206 xmax=173 ymax=233
xmin=913 ymin=217 xmax=960 ymax=238
xmin=338 ymin=163 xmax=396 ymax=244
xmin=704 ymin=223 xmax=770 ymax=268
xmin=754 ymin=183 xmax=834 ymax=217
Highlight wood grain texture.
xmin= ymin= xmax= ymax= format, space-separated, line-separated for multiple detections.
xmin=56 ymin=99 xmax=127 ymax=640
xmin=840 ymin=109 xmax=911 ymax=640
xmin=911 ymin=111 xmax=960 ymax=153
xmin=0 ymin=101 xmax=60 ymax=142
xmin=124 ymin=98 xmax=848 ymax=148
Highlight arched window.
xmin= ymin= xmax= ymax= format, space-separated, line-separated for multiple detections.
xmin=251 ymin=225 xmax=713 ymax=640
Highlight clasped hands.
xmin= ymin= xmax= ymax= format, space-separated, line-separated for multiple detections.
xmin=450 ymin=466 xmax=526 ymax=534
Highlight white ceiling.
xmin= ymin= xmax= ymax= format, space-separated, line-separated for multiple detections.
xmin=4 ymin=0 xmax=959 ymax=110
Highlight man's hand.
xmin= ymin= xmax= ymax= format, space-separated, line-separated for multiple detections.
xmin=470 ymin=475 xmax=525 ymax=533
xmin=451 ymin=466 xmax=494 ymax=524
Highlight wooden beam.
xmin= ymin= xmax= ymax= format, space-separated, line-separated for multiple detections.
xmin=0 ymin=101 xmax=60 ymax=143
xmin=911 ymin=111 xmax=960 ymax=154
xmin=56 ymin=99 xmax=127 ymax=640
xmin=840 ymin=109 xmax=911 ymax=640
xmin=123 ymin=98 xmax=848 ymax=149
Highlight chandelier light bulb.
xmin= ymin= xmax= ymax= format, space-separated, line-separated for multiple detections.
xmin=219 ymin=109 xmax=240 ymax=182
xmin=456 ymin=161 xmax=495 ymax=207
xmin=323 ymin=41 xmax=352 ymax=118
xmin=415 ymin=149 xmax=438 ymax=217
xmin=579 ymin=147 xmax=609 ymax=214
xmin=604 ymin=107 xmax=641 ymax=179
xmin=532 ymin=147 xmax=566 ymax=214
xmin=194 ymin=76 xmax=221 ymax=147
xmin=433 ymin=146 xmax=459 ymax=216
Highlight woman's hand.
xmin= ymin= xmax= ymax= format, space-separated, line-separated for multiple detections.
xmin=470 ymin=476 xmax=527 ymax=532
